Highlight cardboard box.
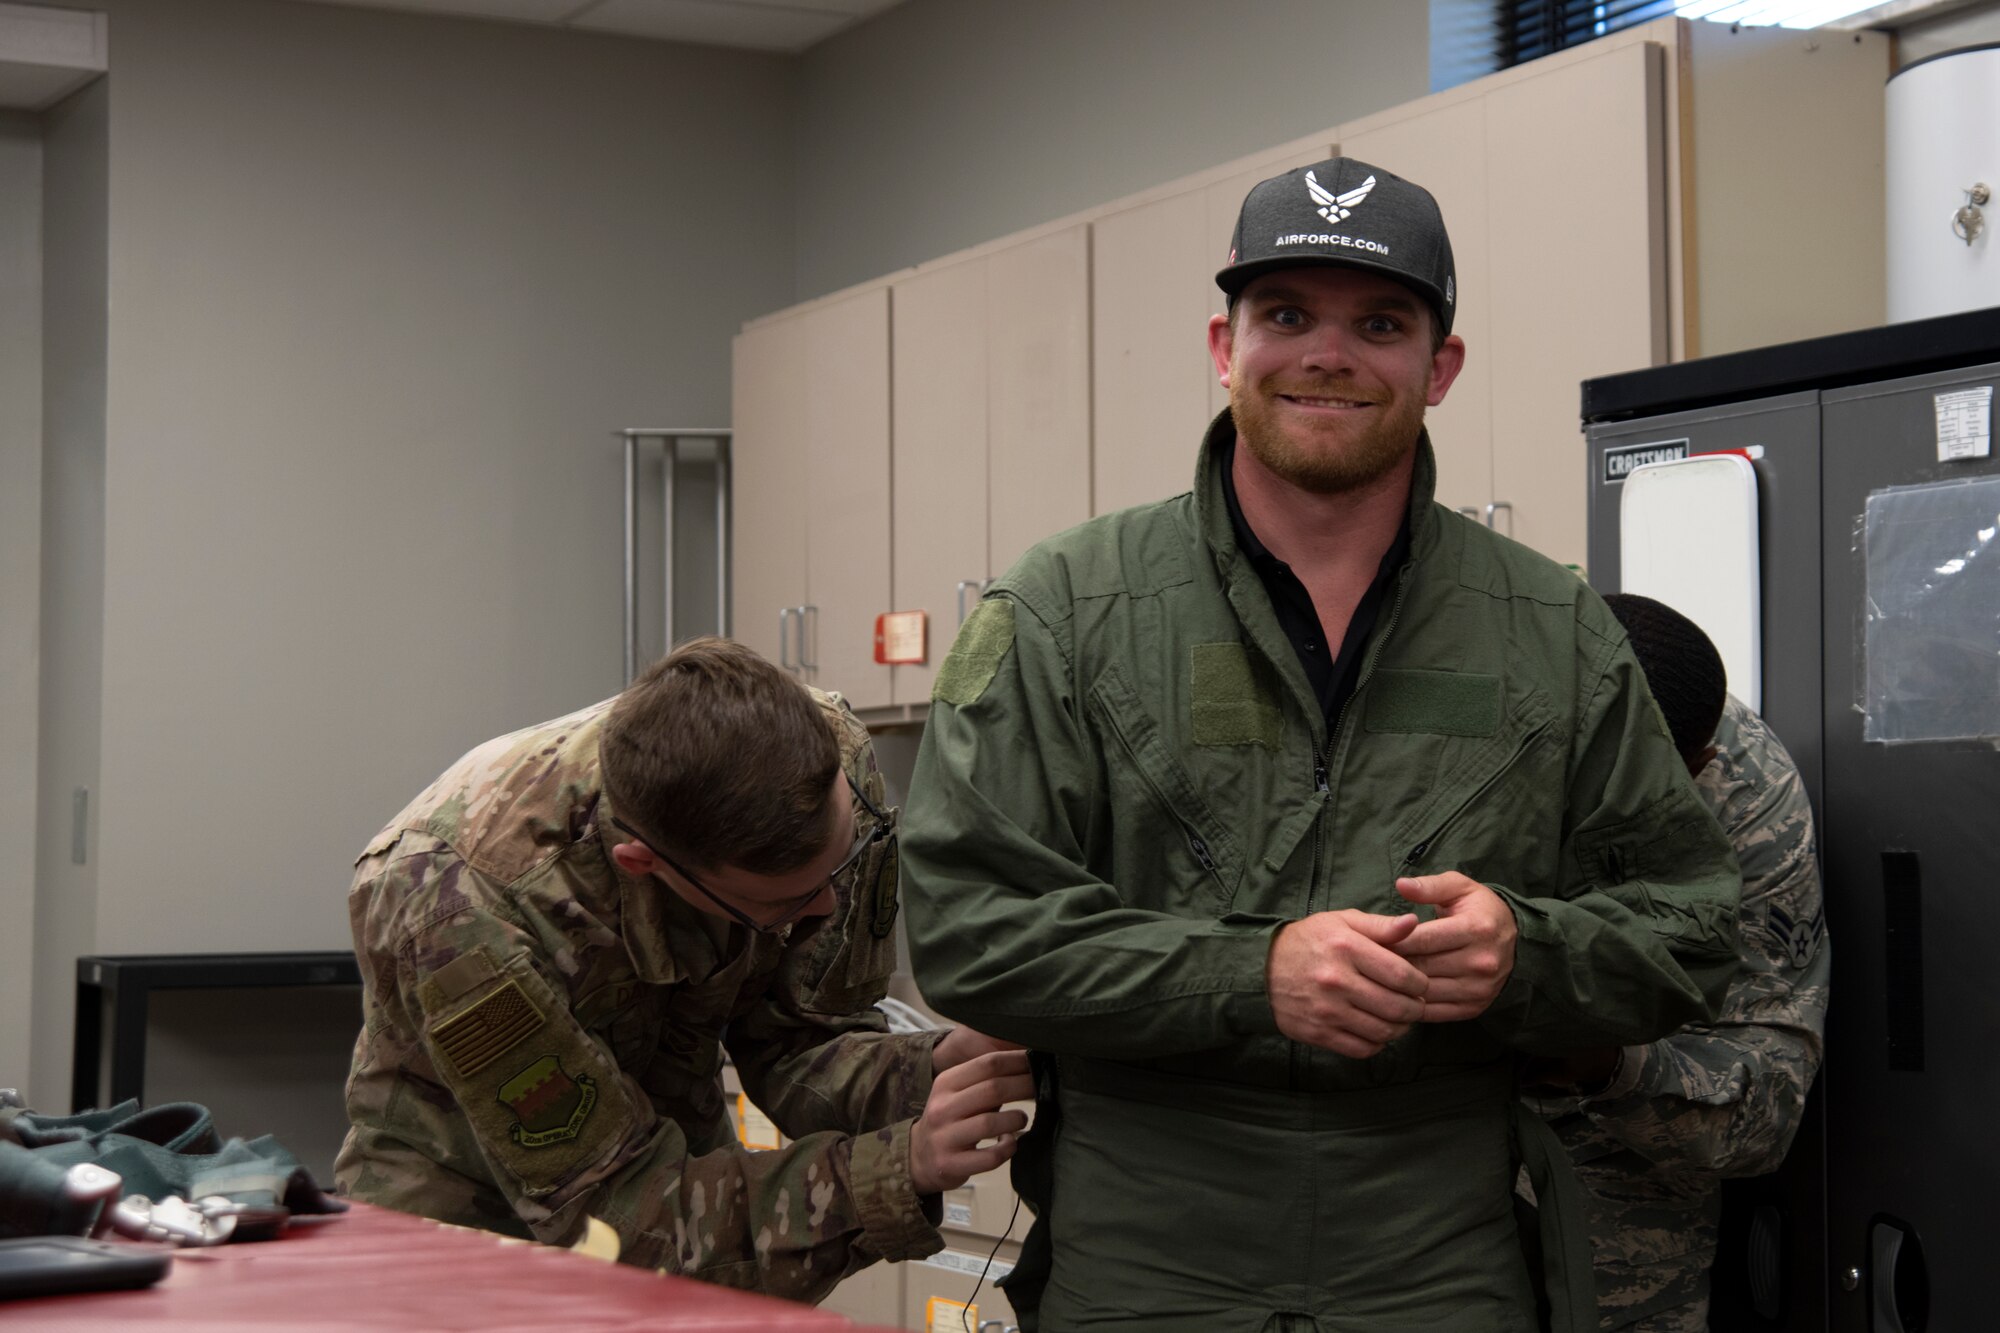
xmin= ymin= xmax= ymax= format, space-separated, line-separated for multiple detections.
xmin=903 ymin=1235 xmax=1022 ymax=1333
xmin=939 ymin=1159 xmax=1031 ymax=1243
xmin=720 ymin=1062 xmax=786 ymax=1150
xmin=820 ymin=1259 xmax=904 ymax=1327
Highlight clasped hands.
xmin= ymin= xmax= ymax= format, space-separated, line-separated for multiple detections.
xmin=1266 ymin=871 xmax=1518 ymax=1058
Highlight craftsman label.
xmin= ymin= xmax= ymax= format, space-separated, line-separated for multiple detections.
xmin=1934 ymin=385 xmax=1992 ymax=461
xmin=1601 ymin=438 xmax=1689 ymax=483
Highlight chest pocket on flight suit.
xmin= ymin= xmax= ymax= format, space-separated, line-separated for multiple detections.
xmin=1376 ymin=678 xmax=1560 ymax=889
xmin=1086 ymin=663 xmax=1244 ymax=915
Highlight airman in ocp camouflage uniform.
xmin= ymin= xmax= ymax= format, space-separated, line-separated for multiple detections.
xmin=1529 ymin=598 xmax=1828 ymax=1332
xmin=336 ymin=639 xmax=1028 ymax=1303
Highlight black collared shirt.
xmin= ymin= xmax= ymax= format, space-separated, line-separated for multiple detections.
xmin=1219 ymin=436 xmax=1412 ymax=727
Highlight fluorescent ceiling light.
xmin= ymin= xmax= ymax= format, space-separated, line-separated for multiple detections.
xmin=1674 ymin=1 xmax=1885 ymax=25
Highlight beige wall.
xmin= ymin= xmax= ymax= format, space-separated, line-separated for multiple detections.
xmin=20 ymin=0 xmax=798 ymax=1106
xmin=792 ymin=0 xmax=1430 ymax=299
xmin=1 ymin=108 xmax=42 ymax=1094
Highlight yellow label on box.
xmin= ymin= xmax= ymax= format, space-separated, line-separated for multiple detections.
xmin=736 ymin=1092 xmax=781 ymax=1150
xmin=925 ymin=1296 xmax=976 ymax=1332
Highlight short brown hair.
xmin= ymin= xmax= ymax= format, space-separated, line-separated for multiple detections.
xmin=599 ymin=637 xmax=840 ymax=875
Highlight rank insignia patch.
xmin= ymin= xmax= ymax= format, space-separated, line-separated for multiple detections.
xmin=433 ymin=978 xmax=544 ymax=1078
xmin=499 ymin=1055 xmax=598 ymax=1148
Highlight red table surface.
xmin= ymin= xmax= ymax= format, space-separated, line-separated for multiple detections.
xmin=5 ymin=1200 xmax=905 ymax=1331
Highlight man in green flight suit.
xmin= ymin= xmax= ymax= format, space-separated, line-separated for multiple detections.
xmin=900 ymin=158 xmax=1743 ymax=1332
xmin=1526 ymin=594 xmax=1828 ymax=1331
xmin=338 ymin=637 xmax=1030 ymax=1302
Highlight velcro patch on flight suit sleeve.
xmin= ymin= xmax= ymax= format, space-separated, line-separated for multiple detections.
xmin=933 ymin=598 xmax=1014 ymax=706
xmin=1190 ymin=642 xmax=1283 ymax=748
xmin=1363 ymin=670 xmax=1502 ymax=737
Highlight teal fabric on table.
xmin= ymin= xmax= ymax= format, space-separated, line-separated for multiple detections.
xmin=0 ymin=1097 xmax=342 ymax=1242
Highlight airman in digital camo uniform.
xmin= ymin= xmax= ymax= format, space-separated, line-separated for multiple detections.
xmin=1527 ymin=593 xmax=1828 ymax=1331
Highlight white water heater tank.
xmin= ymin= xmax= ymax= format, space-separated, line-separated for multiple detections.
xmin=1886 ymin=44 xmax=2000 ymax=323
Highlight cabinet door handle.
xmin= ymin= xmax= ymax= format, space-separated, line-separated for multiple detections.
xmin=1484 ymin=501 xmax=1513 ymax=536
xmin=777 ymin=608 xmax=795 ymax=671
xmin=800 ymin=605 xmax=818 ymax=672
xmin=956 ymin=579 xmax=983 ymax=626
xmin=1456 ymin=505 xmax=1480 ymax=521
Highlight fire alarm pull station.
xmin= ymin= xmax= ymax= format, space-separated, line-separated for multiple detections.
xmin=874 ymin=610 xmax=928 ymax=665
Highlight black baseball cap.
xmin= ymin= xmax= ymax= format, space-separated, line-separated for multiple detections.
xmin=1216 ymin=156 xmax=1456 ymax=337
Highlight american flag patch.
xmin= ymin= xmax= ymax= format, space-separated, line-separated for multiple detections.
xmin=434 ymin=980 xmax=544 ymax=1078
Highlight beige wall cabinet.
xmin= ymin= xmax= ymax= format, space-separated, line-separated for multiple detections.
xmin=731 ymin=287 xmax=894 ymax=707
xmin=1342 ymin=37 xmax=1668 ymax=570
xmin=888 ymin=257 xmax=988 ymax=705
xmin=1335 ymin=90 xmax=1494 ymax=527
xmin=890 ymin=225 xmax=1090 ymax=705
xmin=731 ymin=312 xmax=807 ymax=671
xmin=1089 ymin=186 xmax=1213 ymax=518
xmin=1090 ymin=139 xmax=1336 ymax=517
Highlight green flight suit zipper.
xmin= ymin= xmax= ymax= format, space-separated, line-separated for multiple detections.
xmin=1307 ymin=563 xmax=1416 ymax=914
xmin=1294 ymin=563 xmax=1415 ymax=1092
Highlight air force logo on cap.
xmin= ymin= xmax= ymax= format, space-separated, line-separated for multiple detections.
xmin=1306 ymin=170 xmax=1375 ymax=226
xmin=1217 ymin=155 xmax=1457 ymax=337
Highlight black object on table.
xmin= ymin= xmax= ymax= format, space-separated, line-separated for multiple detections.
xmin=0 ymin=1236 xmax=170 ymax=1300
xmin=71 ymin=954 xmax=361 ymax=1113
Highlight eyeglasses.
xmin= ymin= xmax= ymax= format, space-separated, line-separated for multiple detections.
xmin=611 ymin=773 xmax=894 ymax=935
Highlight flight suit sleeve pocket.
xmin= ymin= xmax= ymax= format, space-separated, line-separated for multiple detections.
xmin=1575 ymin=791 xmax=1717 ymax=889
xmin=417 ymin=951 xmax=638 ymax=1201
xmin=1573 ymin=794 xmax=1738 ymax=959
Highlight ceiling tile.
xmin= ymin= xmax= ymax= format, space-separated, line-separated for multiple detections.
xmin=284 ymin=0 xmax=907 ymax=51
xmin=568 ymin=0 xmax=849 ymax=51
xmin=715 ymin=0 xmax=903 ymax=15
xmin=301 ymin=0 xmax=584 ymax=23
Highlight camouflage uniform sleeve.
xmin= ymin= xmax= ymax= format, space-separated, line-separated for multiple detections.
xmin=1572 ymin=701 xmax=1829 ymax=1177
xmin=348 ymin=843 xmax=940 ymax=1303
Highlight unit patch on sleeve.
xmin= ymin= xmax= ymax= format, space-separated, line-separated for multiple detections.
xmin=498 ymin=1055 xmax=598 ymax=1148
xmin=432 ymin=978 xmax=545 ymax=1078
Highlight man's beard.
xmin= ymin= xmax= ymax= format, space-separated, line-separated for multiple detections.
xmin=1229 ymin=374 xmax=1426 ymax=495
